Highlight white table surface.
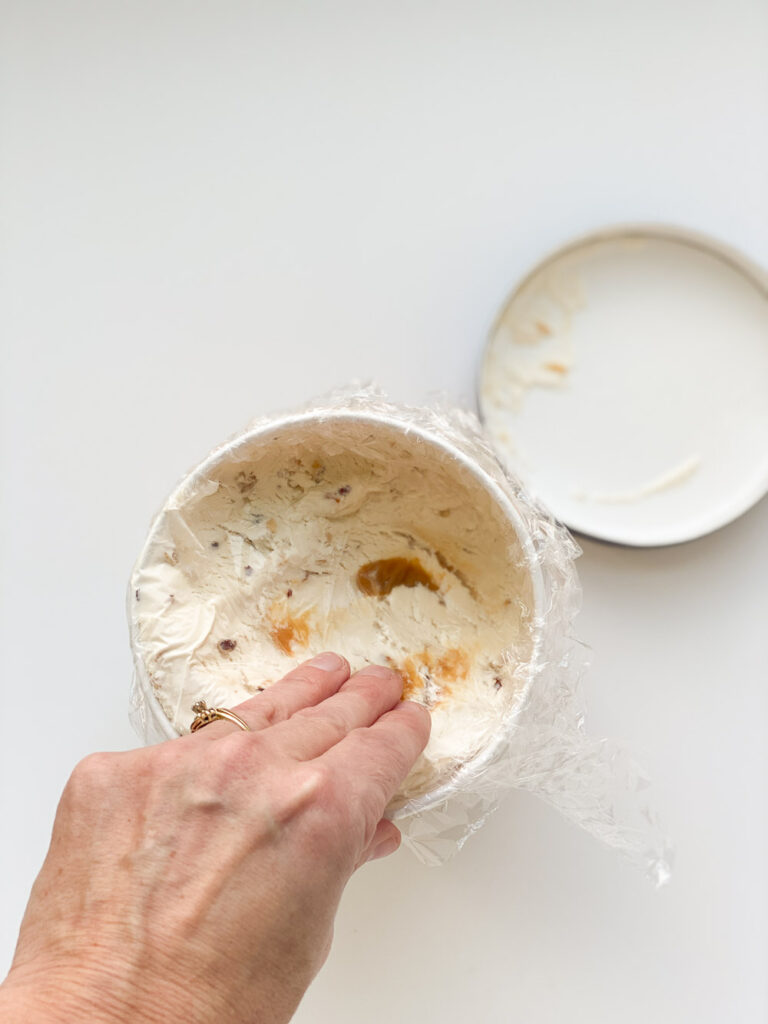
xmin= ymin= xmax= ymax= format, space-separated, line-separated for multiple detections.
xmin=1 ymin=2 xmax=767 ymax=1020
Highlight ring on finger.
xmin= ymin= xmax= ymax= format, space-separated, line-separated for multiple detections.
xmin=190 ymin=700 xmax=252 ymax=734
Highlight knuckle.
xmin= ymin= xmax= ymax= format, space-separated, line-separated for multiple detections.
xmin=64 ymin=751 xmax=120 ymax=806
xmin=353 ymin=668 xmax=401 ymax=698
xmin=69 ymin=751 xmax=113 ymax=787
xmin=291 ymin=763 xmax=345 ymax=822
xmin=346 ymin=675 xmax=383 ymax=704
xmin=350 ymin=683 xmax=382 ymax=714
xmin=180 ymin=734 xmax=261 ymax=811
xmin=256 ymin=702 xmax=281 ymax=727
xmin=363 ymin=724 xmax=404 ymax=763
xmin=295 ymin=704 xmax=347 ymax=736
xmin=149 ymin=736 xmax=182 ymax=765
xmin=325 ymin=707 xmax=352 ymax=735
xmin=288 ymin=671 xmax=327 ymax=701
xmin=142 ymin=741 xmax=184 ymax=780
xmin=205 ymin=732 xmax=258 ymax=781
xmin=296 ymin=761 xmax=336 ymax=805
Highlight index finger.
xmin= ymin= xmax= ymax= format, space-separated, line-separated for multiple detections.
xmin=319 ymin=700 xmax=431 ymax=822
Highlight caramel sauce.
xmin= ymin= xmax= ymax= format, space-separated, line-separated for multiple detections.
xmin=435 ymin=647 xmax=470 ymax=680
xmin=397 ymin=648 xmax=470 ymax=702
xmin=268 ymin=609 xmax=310 ymax=655
xmin=397 ymin=658 xmax=423 ymax=701
xmin=356 ymin=557 xmax=438 ymax=598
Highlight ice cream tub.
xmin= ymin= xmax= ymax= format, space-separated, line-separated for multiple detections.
xmin=129 ymin=389 xmax=671 ymax=879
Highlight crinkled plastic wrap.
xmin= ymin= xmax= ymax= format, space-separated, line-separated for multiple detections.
xmin=128 ymin=387 xmax=671 ymax=885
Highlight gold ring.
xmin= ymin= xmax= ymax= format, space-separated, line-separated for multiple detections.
xmin=190 ymin=700 xmax=252 ymax=734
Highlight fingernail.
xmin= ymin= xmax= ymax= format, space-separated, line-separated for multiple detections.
xmin=368 ymin=835 xmax=401 ymax=862
xmin=360 ymin=664 xmax=398 ymax=678
xmin=306 ymin=652 xmax=345 ymax=671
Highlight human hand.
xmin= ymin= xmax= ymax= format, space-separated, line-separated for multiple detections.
xmin=0 ymin=653 xmax=430 ymax=1024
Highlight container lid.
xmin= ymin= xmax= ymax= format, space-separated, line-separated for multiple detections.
xmin=478 ymin=226 xmax=768 ymax=546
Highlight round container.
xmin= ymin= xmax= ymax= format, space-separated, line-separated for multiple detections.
xmin=129 ymin=406 xmax=548 ymax=819
xmin=479 ymin=225 xmax=768 ymax=546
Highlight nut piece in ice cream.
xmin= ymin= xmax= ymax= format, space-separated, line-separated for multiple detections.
xmin=130 ymin=415 xmax=536 ymax=810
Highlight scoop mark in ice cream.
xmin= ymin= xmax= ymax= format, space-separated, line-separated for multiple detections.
xmin=356 ymin=557 xmax=439 ymax=598
xmin=433 ymin=550 xmax=477 ymax=599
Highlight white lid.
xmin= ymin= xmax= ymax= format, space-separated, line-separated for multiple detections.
xmin=479 ymin=226 xmax=768 ymax=546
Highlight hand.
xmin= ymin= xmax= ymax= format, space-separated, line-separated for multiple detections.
xmin=0 ymin=653 xmax=430 ymax=1024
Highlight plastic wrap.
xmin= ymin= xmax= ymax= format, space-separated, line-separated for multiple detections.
xmin=128 ymin=387 xmax=671 ymax=885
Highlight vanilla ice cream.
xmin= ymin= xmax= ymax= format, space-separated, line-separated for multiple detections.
xmin=130 ymin=412 xmax=537 ymax=808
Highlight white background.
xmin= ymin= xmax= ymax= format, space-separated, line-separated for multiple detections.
xmin=1 ymin=2 xmax=767 ymax=1021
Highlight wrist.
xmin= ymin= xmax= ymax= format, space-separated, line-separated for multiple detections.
xmin=1 ymin=955 xmax=200 ymax=1024
xmin=1 ymin=948 xmax=287 ymax=1024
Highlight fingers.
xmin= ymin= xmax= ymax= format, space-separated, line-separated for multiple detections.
xmin=265 ymin=665 xmax=405 ymax=760
xmin=191 ymin=652 xmax=351 ymax=740
xmin=321 ymin=700 xmax=431 ymax=822
xmin=355 ymin=818 xmax=402 ymax=869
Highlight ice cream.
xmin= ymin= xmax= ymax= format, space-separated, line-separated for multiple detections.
xmin=130 ymin=413 xmax=536 ymax=808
